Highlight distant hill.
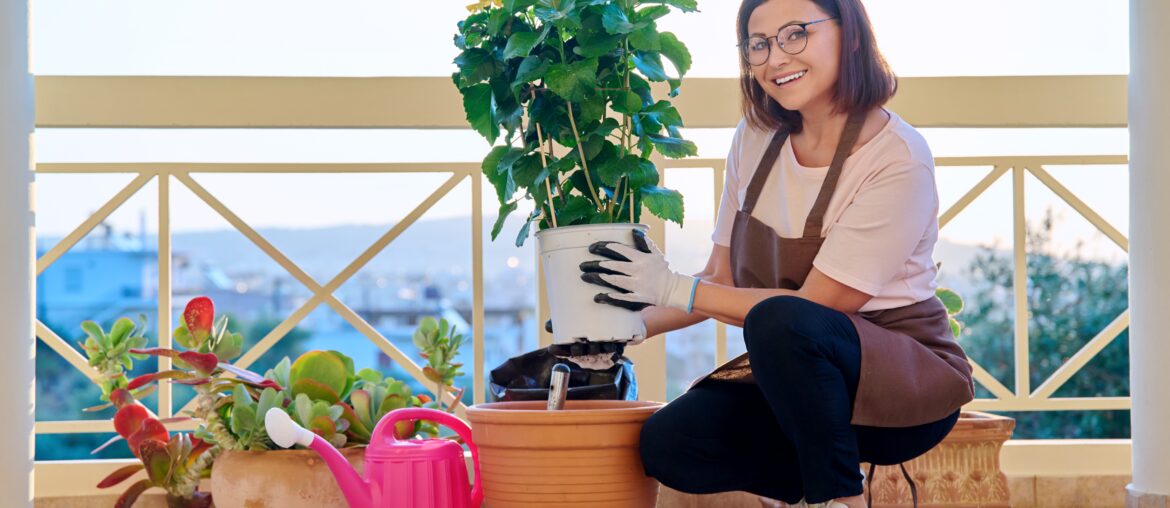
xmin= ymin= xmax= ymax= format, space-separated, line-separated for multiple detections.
xmin=43 ymin=214 xmax=998 ymax=293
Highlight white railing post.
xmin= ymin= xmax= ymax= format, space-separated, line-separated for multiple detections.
xmin=1 ymin=0 xmax=36 ymax=505
xmin=1128 ymin=0 xmax=1170 ymax=503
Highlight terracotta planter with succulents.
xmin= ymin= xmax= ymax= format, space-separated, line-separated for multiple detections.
xmin=862 ymin=411 xmax=1016 ymax=507
xmin=209 ymin=447 xmax=366 ymax=508
xmin=80 ymin=293 xmax=468 ymax=508
xmin=466 ymin=400 xmax=662 ymax=507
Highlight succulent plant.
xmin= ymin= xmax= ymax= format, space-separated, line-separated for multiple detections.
xmin=78 ymin=315 xmax=151 ymax=403
xmin=288 ymin=350 xmax=356 ymax=404
xmin=173 ymin=296 xmax=243 ymax=361
xmin=290 ymin=392 xmax=350 ymax=448
xmin=97 ymin=389 xmax=216 ymax=508
xmin=342 ymin=368 xmax=425 ymax=443
xmin=412 ymin=317 xmax=467 ymax=411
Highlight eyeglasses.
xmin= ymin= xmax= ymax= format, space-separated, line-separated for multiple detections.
xmin=739 ymin=17 xmax=837 ymax=66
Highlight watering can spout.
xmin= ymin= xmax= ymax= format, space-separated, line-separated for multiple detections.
xmin=265 ymin=408 xmax=373 ymax=508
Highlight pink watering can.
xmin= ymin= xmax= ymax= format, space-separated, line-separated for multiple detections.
xmin=265 ymin=407 xmax=483 ymax=508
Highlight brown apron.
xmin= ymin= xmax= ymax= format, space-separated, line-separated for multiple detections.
xmin=695 ymin=111 xmax=975 ymax=428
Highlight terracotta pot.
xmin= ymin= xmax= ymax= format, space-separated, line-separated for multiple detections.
xmin=209 ymin=447 xmax=365 ymax=508
xmin=863 ymin=410 xmax=1016 ymax=507
xmin=466 ymin=400 xmax=663 ymax=508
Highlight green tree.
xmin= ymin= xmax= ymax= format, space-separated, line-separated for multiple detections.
xmin=960 ymin=209 xmax=1129 ymax=438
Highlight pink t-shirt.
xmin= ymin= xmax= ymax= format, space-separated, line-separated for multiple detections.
xmin=712 ymin=108 xmax=939 ymax=312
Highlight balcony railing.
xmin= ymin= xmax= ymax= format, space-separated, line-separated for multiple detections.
xmin=30 ymin=75 xmax=1131 ymax=498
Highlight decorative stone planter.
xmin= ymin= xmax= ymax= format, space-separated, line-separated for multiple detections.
xmin=466 ymin=399 xmax=663 ymax=507
xmin=863 ymin=411 xmax=1016 ymax=507
xmin=209 ymin=447 xmax=365 ymax=508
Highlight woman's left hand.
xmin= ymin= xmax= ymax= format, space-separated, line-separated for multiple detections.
xmin=579 ymin=229 xmax=698 ymax=313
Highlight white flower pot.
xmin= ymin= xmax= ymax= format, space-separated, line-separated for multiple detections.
xmin=536 ymin=223 xmax=648 ymax=344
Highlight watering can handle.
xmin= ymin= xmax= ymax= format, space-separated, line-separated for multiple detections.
xmin=372 ymin=408 xmax=483 ymax=508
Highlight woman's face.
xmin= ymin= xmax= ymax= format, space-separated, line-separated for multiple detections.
xmin=746 ymin=0 xmax=841 ymax=114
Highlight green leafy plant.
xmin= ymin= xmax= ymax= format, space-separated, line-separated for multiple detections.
xmin=82 ymin=296 xmax=468 ymax=505
xmin=936 ymin=287 xmax=964 ymax=339
xmin=453 ymin=0 xmax=699 ymax=246
xmin=78 ymin=316 xmax=151 ymax=403
xmin=343 ymin=368 xmax=435 ymax=443
xmin=78 ymin=315 xmax=216 ymax=507
xmin=413 ymin=316 xmax=467 ymax=412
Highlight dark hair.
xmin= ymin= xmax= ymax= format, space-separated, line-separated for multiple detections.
xmin=736 ymin=0 xmax=897 ymax=133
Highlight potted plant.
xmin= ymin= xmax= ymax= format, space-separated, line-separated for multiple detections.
xmin=454 ymin=1 xmax=696 ymax=506
xmin=82 ymin=297 xmax=467 ymax=508
xmin=454 ymin=0 xmax=698 ymax=345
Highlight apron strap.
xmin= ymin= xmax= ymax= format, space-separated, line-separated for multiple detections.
xmin=801 ymin=110 xmax=868 ymax=239
xmin=741 ymin=127 xmax=790 ymax=214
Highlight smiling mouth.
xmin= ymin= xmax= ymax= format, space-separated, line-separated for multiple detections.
xmin=773 ymin=70 xmax=807 ymax=86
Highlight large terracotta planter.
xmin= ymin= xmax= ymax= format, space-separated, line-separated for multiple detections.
xmin=863 ymin=411 xmax=1016 ymax=507
xmin=209 ymin=447 xmax=365 ymax=508
xmin=466 ymin=400 xmax=663 ymax=508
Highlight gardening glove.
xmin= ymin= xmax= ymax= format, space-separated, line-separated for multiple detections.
xmin=579 ymin=229 xmax=699 ymax=313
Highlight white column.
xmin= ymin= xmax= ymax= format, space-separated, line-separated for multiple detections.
xmin=1128 ymin=0 xmax=1170 ymax=504
xmin=0 ymin=0 xmax=36 ymax=506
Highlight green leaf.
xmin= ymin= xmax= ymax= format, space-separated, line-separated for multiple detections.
xmin=632 ymin=51 xmax=669 ymax=82
xmin=641 ymin=186 xmax=684 ymax=225
xmin=628 ymin=24 xmax=661 ymax=51
xmin=628 ymin=157 xmax=660 ymax=189
xmin=949 ymin=317 xmax=962 ymax=339
xmin=635 ymin=5 xmax=671 ymax=21
xmin=601 ymin=3 xmax=637 ymax=34
xmin=545 ymin=58 xmax=599 ymax=102
xmin=505 ymin=0 xmax=538 ymax=13
xmin=640 ymin=0 xmax=698 ymax=12
xmin=574 ymin=10 xmax=624 ymax=58
xmin=516 ymin=208 xmax=542 ymax=247
xmin=512 ymin=56 xmax=550 ymax=89
xmin=936 ymin=287 xmax=964 ymax=315
xmin=487 ymin=8 xmax=509 ymax=37
xmin=257 ymin=387 xmax=280 ymax=420
xmin=658 ymin=32 xmax=692 ymax=77
xmin=611 ymin=90 xmax=642 ymax=115
xmin=492 ymin=201 xmax=519 ymax=240
xmin=535 ymin=0 xmax=579 ymax=26
xmin=454 ymin=48 xmax=503 ymax=87
xmin=481 ymin=145 xmax=514 ymax=203
xmin=647 ymin=133 xmax=697 ymax=158
xmin=503 ymin=29 xmax=544 ymax=60
xmin=642 ymin=100 xmax=683 ymax=127
xmin=556 ymin=195 xmax=598 ymax=225
xmin=230 ymin=405 xmax=256 ymax=436
xmin=462 ymin=83 xmax=498 ymax=144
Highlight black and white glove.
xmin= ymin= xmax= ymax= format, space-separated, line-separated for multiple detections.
xmin=579 ymin=229 xmax=698 ymax=313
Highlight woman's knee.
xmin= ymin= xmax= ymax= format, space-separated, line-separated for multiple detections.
xmin=743 ymin=296 xmax=825 ymax=358
xmin=639 ymin=410 xmax=693 ymax=486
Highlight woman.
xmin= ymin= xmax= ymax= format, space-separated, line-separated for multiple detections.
xmin=578 ymin=1 xmax=975 ymax=507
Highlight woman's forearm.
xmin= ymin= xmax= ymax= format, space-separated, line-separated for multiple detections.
xmin=692 ymin=280 xmax=797 ymax=326
xmin=641 ymin=305 xmax=709 ymax=337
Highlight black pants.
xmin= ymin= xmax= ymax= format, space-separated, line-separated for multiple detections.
xmin=640 ymin=296 xmax=959 ymax=505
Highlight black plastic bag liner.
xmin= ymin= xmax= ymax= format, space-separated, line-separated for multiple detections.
xmin=488 ymin=346 xmax=638 ymax=402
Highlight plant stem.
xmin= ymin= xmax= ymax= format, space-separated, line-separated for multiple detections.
xmin=565 ymin=102 xmax=604 ymax=210
xmin=534 ymin=123 xmax=559 ymax=227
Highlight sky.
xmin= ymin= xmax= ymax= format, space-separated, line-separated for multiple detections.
xmin=29 ymin=0 xmax=1131 ymax=262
